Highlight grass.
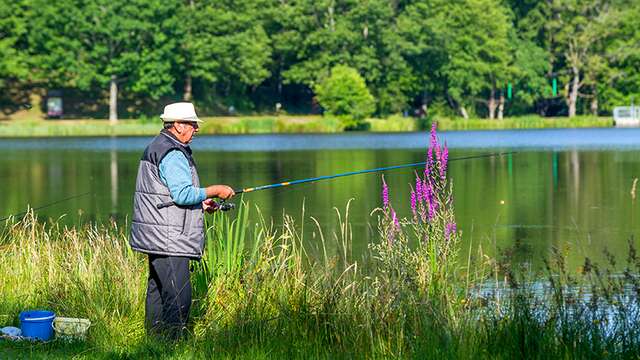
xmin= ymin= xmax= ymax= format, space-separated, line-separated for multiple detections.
xmin=2 ymin=206 xmax=640 ymax=359
xmin=0 ymin=114 xmax=613 ymax=137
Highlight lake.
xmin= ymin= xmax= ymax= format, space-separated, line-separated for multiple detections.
xmin=2 ymin=128 xmax=640 ymax=270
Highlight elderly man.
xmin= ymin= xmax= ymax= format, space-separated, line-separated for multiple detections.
xmin=129 ymin=102 xmax=234 ymax=339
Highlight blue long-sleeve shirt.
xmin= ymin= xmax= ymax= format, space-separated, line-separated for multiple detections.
xmin=159 ymin=150 xmax=207 ymax=205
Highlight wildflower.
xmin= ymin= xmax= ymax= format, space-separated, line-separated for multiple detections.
xmin=425 ymin=179 xmax=437 ymax=220
xmin=382 ymin=176 xmax=389 ymax=209
xmin=415 ymin=177 xmax=423 ymax=202
xmin=440 ymin=145 xmax=449 ymax=180
xmin=430 ymin=122 xmax=438 ymax=150
xmin=392 ymin=209 xmax=400 ymax=230
xmin=410 ymin=189 xmax=417 ymax=219
xmin=445 ymin=222 xmax=457 ymax=240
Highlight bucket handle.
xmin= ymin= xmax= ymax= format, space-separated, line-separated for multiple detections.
xmin=22 ymin=315 xmax=55 ymax=322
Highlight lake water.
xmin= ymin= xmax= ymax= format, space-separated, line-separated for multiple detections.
xmin=2 ymin=128 xmax=640 ymax=270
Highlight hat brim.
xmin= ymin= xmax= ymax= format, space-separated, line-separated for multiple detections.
xmin=160 ymin=115 xmax=203 ymax=123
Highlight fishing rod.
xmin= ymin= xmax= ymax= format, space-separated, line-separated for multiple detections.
xmin=157 ymin=151 xmax=516 ymax=210
xmin=0 ymin=191 xmax=92 ymax=222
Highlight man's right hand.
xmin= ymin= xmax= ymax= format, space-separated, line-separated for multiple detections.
xmin=205 ymin=185 xmax=235 ymax=200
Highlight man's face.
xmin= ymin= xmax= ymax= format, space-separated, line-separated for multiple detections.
xmin=176 ymin=121 xmax=199 ymax=143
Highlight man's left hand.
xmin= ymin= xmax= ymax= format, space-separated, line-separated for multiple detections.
xmin=203 ymin=198 xmax=218 ymax=213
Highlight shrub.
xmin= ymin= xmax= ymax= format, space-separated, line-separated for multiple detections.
xmin=314 ymin=65 xmax=375 ymax=130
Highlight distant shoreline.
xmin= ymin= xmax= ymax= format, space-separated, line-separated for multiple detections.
xmin=0 ymin=115 xmax=613 ymax=138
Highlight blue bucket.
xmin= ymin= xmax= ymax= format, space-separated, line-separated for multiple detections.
xmin=20 ymin=310 xmax=56 ymax=341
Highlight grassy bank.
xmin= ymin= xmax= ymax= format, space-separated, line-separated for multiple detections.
xmin=1 ymin=207 xmax=639 ymax=359
xmin=0 ymin=114 xmax=613 ymax=137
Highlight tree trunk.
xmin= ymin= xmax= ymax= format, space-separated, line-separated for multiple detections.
xmin=567 ymin=66 xmax=579 ymax=118
xmin=109 ymin=75 xmax=118 ymax=124
xmin=498 ymin=92 xmax=505 ymax=119
xmin=183 ymin=75 xmax=192 ymax=101
xmin=488 ymin=87 xmax=497 ymax=119
xmin=328 ymin=2 xmax=335 ymax=31
xmin=590 ymin=89 xmax=598 ymax=116
xmin=460 ymin=106 xmax=469 ymax=120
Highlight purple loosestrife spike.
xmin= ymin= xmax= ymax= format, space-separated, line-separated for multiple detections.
xmin=445 ymin=222 xmax=457 ymax=240
xmin=422 ymin=179 xmax=429 ymax=201
xmin=392 ymin=209 xmax=400 ymax=229
xmin=410 ymin=189 xmax=417 ymax=219
xmin=426 ymin=179 xmax=437 ymax=220
xmin=382 ymin=176 xmax=390 ymax=209
xmin=386 ymin=208 xmax=400 ymax=246
xmin=440 ymin=145 xmax=449 ymax=180
xmin=430 ymin=122 xmax=438 ymax=149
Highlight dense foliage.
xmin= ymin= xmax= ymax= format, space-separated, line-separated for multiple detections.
xmin=1 ymin=0 xmax=639 ymax=119
xmin=314 ymin=65 xmax=375 ymax=129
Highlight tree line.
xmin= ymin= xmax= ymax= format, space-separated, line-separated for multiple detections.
xmin=1 ymin=0 xmax=639 ymax=120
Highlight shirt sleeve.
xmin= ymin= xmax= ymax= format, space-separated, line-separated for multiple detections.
xmin=158 ymin=150 xmax=207 ymax=206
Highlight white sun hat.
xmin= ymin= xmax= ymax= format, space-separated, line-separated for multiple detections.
xmin=160 ymin=102 xmax=203 ymax=122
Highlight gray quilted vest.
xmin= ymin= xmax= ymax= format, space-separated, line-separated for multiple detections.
xmin=129 ymin=129 xmax=205 ymax=259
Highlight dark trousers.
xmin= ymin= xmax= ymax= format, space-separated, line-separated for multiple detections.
xmin=145 ymin=255 xmax=192 ymax=339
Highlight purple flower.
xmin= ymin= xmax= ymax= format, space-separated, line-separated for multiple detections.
xmin=445 ymin=222 xmax=457 ymax=240
xmin=410 ymin=189 xmax=417 ymax=219
xmin=430 ymin=122 xmax=438 ymax=150
xmin=392 ymin=209 xmax=400 ymax=229
xmin=440 ymin=145 xmax=449 ymax=180
xmin=386 ymin=208 xmax=400 ymax=246
xmin=382 ymin=176 xmax=389 ymax=209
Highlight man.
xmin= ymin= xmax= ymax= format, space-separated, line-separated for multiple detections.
xmin=129 ymin=102 xmax=234 ymax=339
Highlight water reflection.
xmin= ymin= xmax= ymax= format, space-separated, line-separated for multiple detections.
xmin=1 ymin=131 xmax=639 ymax=271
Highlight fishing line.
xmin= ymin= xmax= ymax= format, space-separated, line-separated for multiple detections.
xmin=0 ymin=191 xmax=92 ymax=222
xmin=235 ymin=151 xmax=516 ymax=194
xmin=157 ymin=151 xmax=517 ymax=209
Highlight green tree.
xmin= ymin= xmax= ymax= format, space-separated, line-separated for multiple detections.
xmin=550 ymin=0 xmax=621 ymax=117
xmin=273 ymin=0 xmax=413 ymax=115
xmin=520 ymin=0 xmax=623 ymax=117
xmin=598 ymin=1 xmax=640 ymax=112
xmin=399 ymin=0 xmax=515 ymax=119
xmin=28 ymin=0 xmax=181 ymax=121
xmin=0 ymin=0 xmax=29 ymax=114
xmin=508 ymin=37 xmax=550 ymax=116
xmin=315 ymin=65 xmax=375 ymax=129
xmin=179 ymin=0 xmax=272 ymax=110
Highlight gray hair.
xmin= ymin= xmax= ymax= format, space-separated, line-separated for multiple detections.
xmin=163 ymin=122 xmax=175 ymax=130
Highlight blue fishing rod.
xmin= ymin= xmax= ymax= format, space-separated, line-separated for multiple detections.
xmin=157 ymin=151 xmax=516 ymax=211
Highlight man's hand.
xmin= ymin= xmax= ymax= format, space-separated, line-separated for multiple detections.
xmin=205 ymin=185 xmax=235 ymax=200
xmin=203 ymin=198 xmax=217 ymax=213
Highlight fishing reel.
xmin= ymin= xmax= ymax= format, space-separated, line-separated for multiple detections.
xmin=211 ymin=199 xmax=235 ymax=212
xmin=155 ymin=199 xmax=235 ymax=211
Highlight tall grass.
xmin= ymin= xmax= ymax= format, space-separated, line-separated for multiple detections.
xmin=2 ymin=209 xmax=640 ymax=358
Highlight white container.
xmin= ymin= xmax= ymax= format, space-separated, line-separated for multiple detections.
xmin=53 ymin=317 xmax=91 ymax=340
